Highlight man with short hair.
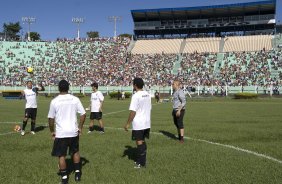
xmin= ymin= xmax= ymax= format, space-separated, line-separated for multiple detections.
xmin=172 ymin=80 xmax=186 ymax=143
xmin=124 ymin=78 xmax=151 ymax=168
xmin=48 ymin=80 xmax=86 ymax=184
xmin=88 ymin=82 xmax=105 ymax=133
xmin=21 ymin=81 xmax=38 ymax=136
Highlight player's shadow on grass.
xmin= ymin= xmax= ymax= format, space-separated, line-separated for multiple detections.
xmin=159 ymin=130 xmax=178 ymax=140
xmin=122 ymin=145 xmax=137 ymax=161
xmin=61 ymin=157 xmax=90 ymax=175
xmin=93 ymin=125 xmax=102 ymax=131
xmin=35 ymin=125 xmax=47 ymax=132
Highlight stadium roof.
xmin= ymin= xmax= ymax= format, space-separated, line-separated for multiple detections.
xmin=131 ymin=0 xmax=276 ymax=21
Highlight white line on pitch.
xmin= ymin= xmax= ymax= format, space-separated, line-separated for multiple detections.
xmin=1 ymin=105 xmax=281 ymax=165
xmin=0 ymin=131 xmax=16 ymax=136
xmin=105 ymin=127 xmax=282 ymax=165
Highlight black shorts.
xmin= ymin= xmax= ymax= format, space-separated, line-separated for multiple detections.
xmin=24 ymin=108 xmax=37 ymax=120
xmin=51 ymin=136 xmax=79 ymax=157
xmin=172 ymin=109 xmax=185 ymax=129
xmin=132 ymin=128 xmax=150 ymax=141
xmin=90 ymin=112 xmax=102 ymax=120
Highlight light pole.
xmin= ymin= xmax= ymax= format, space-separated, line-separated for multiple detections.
xmin=108 ymin=16 xmax=122 ymax=38
xmin=72 ymin=17 xmax=84 ymax=40
xmin=22 ymin=17 xmax=36 ymax=41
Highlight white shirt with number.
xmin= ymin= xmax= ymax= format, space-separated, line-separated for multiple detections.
xmin=90 ymin=91 xmax=104 ymax=112
xmin=129 ymin=90 xmax=151 ymax=130
xmin=48 ymin=94 xmax=86 ymax=138
xmin=24 ymin=88 xmax=37 ymax=108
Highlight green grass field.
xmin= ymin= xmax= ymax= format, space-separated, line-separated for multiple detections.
xmin=0 ymin=96 xmax=281 ymax=184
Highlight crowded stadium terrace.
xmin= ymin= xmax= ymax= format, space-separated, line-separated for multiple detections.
xmin=0 ymin=0 xmax=282 ymax=94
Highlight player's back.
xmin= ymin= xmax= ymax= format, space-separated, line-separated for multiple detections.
xmin=49 ymin=94 xmax=83 ymax=137
xmin=131 ymin=90 xmax=151 ymax=130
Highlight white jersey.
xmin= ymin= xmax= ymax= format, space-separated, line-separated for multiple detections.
xmin=129 ymin=90 xmax=151 ymax=130
xmin=90 ymin=91 xmax=104 ymax=112
xmin=23 ymin=88 xmax=37 ymax=108
xmin=48 ymin=94 xmax=86 ymax=138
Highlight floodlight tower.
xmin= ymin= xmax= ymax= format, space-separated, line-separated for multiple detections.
xmin=72 ymin=17 xmax=84 ymax=40
xmin=108 ymin=16 xmax=122 ymax=38
xmin=22 ymin=16 xmax=36 ymax=41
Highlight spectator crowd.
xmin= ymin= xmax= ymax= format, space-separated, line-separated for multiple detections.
xmin=0 ymin=39 xmax=281 ymax=89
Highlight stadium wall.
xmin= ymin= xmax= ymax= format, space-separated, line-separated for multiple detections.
xmin=275 ymin=0 xmax=282 ymax=33
xmin=0 ymin=85 xmax=279 ymax=95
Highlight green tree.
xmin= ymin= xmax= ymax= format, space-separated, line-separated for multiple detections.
xmin=87 ymin=31 xmax=99 ymax=38
xmin=118 ymin=33 xmax=132 ymax=38
xmin=25 ymin=32 xmax=41 ymax=41
xmin=3 ymin=22 xmax=22 ymax=40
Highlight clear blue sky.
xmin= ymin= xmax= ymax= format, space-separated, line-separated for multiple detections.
xmin=0 ymin=0 xmax=278 ymax=40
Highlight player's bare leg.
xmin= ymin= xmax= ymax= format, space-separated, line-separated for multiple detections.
xmin=58 ymin=156 xmax=68 ymax=184
xmin=21 ymin=117 xmax=28 ymax=136
xmin=179 ymin=128 xmax=184 ymax=143
xmin=88 ymin=120 xmax=95 ymax=133
xmin=31 ymin=119 xmax=36 ymax=134
xmin=98 ymin=119 xmax=104 ymax=133
xmin=73 ymin=152 xmax=81 ymax=181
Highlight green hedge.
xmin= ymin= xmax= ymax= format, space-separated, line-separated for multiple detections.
xmin=109 ymin=91 xmax=132 ymax=98
xmin=45 ymin=93 xmax=86 ymax=98
xmin=234 ymin=93 xmax=258 ymax=99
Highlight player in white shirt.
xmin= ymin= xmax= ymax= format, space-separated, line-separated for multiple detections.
xmin=48 ymin=80 xmax=86 ymax=184
xmin=124 ymin=78 xmax=151 ymax=169
xmin=21 ymin=81 xmax=38 ymax=136
xmin=121 ymin=91 xmax=125 ymax=100
xmin=87 ymin=82 xmax=105 ymax=134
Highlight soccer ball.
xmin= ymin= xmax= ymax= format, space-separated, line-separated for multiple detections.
xmin=27 ymin=67 xmax=33 ymax=73
xmin=14 ymin=125 xmax=21 ymax=132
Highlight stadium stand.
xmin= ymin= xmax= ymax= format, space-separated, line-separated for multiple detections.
xmin=131 ymin=39 xmax=182 ymax=54
xmin=183 ymin=37 xmax=221 ymax=53
xmin=223 ymin=35 xmax=273 ymax=52
xmin=0 ymin=37 xmax=281 ymax=89
xmin=0 ymin=0 xmax=281 ymax=95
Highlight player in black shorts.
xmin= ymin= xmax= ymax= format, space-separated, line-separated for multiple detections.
xmin=124 ymin=78 xmax=151 ymax=169
xmin=172 ymin=80 xmax=186 ymax=143
xmin=21 ymin=81 xmax=38 ymax=136
xmin=48 ymin=80 xmax=86 ymax=184
xmin=88 ymin=83 xmax=105 ymax=134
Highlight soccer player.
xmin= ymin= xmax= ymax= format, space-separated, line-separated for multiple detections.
xmin=154 ymin=90 xmax=160 ymax=103
xmin=121 ymin=91 xmax=125 ymax=100
xmin=21 ymin=81 xmax=38 ymax=136
xmin=124 ymin=78 xmax=151 ymax=168
xmin=48 ymin=80 xmax=86 ymax=184
xmin=172 ymin=80 xmax=186 ymax=143
xmin=88 ymin=82 xmax=105 ymax=134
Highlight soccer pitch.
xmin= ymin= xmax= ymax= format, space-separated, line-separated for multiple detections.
xmin=0 ymin=96 xmax=281 ymax=184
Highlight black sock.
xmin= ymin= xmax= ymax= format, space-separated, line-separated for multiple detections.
xmin=60 ymin=169 xmax=68 ymax=183
xmin=180 ymin=136 xmax=184 ymax=141
xmin=22 ymin=121 xmax=27 ymax=131
xmin=31 ymin=121 xmax=35 ymax=131
xmin=89 ymin=126 xmax=94 ymax=131
xmin=137 ymin=143 xmax=147 ymax=166
xmin=100 ymin=127 xmax=104 ymax=132
xmin=74 ymin=162 xmax=81 ymax=173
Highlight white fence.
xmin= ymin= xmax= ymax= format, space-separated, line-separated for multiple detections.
xmin=0 ymin=85 xmax=280 ymax=96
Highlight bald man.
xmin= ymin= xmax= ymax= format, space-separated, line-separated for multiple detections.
xmin=172 ymin=80 xmax=186 ymax=143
